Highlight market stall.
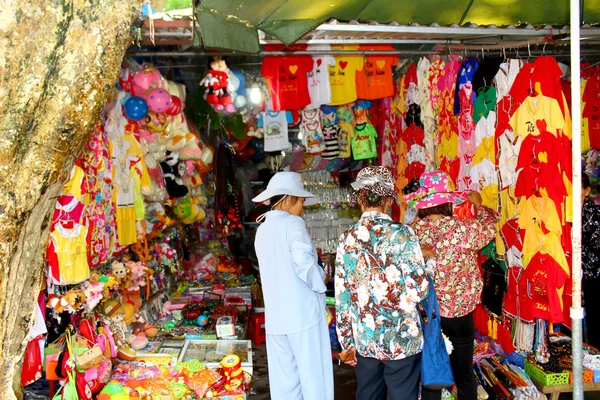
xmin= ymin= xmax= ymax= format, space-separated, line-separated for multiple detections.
xmin=15 ymin=1 xmax=600 ymax=399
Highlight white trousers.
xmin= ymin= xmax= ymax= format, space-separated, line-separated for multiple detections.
xmin=266 ymin=318 xmax=334 ymax=400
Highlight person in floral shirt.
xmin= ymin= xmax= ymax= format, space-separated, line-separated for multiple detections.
xmin=335 ymin=166 xmax=429 ymax=400
xmin=406 ymin=171 xmax=498 ymax=400
xmin=582 ymin=173 xmax=600 ymax=348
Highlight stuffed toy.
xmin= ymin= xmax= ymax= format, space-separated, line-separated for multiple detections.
xmin=160 ymin=151 xmax=189 ymax=198
xmin=132 ymin=65 xmax=163 ymax=98
xmin=200 ymin=56 xmax=235 ymax=113
xmin=80 ymin=279 xmax=105 ymax=313
xmin=174 ymin=196 xmax=206 ymax=225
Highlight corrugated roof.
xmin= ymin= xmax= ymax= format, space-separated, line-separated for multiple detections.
xmin=139 ymin=18 xmax=600 ymax=51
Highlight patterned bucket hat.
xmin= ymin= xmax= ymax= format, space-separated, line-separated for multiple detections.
xmin=350 ymin=166 xmax=400 ymax=205
xmin=403 ymin=171 xmax=466 ymax=209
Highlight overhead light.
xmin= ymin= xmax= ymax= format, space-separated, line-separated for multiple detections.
xmin=249 ymin=83 xmax=262 ymax=105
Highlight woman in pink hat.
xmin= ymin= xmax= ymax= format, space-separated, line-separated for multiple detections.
xmin=404 ymin=171 xmax=499 ymax=400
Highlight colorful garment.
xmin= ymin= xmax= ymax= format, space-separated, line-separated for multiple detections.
xmin=335 ymin=211 xmax=429 ymax=360
xmin=300 ymin=108 xmax=324 ymax=154
xmin=411 ymin=206 xmax=499 ymax=318
xmin=352 ymin=123 xmax=378 ymax=160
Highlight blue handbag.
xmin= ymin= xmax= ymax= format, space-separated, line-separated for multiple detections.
xmin=420 ymin=275 xmax=454 ymax=390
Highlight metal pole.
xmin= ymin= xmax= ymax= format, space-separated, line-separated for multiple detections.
xmin=570 ymin=0 xmax=584 ymax=396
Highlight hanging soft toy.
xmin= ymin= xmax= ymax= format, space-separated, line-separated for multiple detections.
xmin=200 ymin=56 xmax=235 ymax=113
xmin=160 ymin=151 xmax=189 ymax=198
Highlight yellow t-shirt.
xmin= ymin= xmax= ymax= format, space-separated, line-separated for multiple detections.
xmin=473 ymin=137 xmax=496 ymax=165
xmin=582 ymin=79 xmax=591 ymax=152
xmin=328 ymin=52 xmax=364 ymax=106
xmin=436 ymin=132 xmax=459 ymax=161
xmin=518 ymin=195 xmax=569 ymax=275
xmin=338 ymin=121 xmax=354 ymax=158
xmin=509 ymin=95 xmax=566 ymax=138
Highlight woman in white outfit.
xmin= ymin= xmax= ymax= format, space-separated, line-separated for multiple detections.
xmin=253 ymin=171 xmax=334 ymax=400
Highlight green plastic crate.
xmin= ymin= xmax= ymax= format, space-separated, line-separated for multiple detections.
xmin=525 ymin=360 xmax=570 ymax=386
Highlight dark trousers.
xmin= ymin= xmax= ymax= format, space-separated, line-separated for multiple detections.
xmin=422 ymin=312 xmax=477 ymax=400
xmin=584 ymin=277 xmax=600 ymax=348
xmin=355 ymin=352 xmax=421 ymax=400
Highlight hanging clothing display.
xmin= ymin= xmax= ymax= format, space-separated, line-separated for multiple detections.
xmin=300 ymin=108 xmax=325 ymax=154
xmin=261 ymin=56 xmax=313 ymax=111
xmin=261 ymin=111 xmax=293 ymax=152
xmin=306 ymin=45 xmax=336 ymax=108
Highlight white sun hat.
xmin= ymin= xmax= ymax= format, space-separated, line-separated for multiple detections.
xmin=252 ymin=172 xmax=318 ymax=206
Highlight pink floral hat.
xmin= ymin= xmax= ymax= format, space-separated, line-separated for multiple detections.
xmin=404 ymin=171 xmax=466 ymax=209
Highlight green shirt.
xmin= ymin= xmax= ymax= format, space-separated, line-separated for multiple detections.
xmin=473 ymin=87 xmax=497 ymax=123
xmin=352 ymin=123 xmax=377 ymax=160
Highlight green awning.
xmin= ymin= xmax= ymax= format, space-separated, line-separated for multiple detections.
xmin=196 ymin=0 xmax=600 ymax=53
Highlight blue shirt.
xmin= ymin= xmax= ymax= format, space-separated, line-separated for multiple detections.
xmin=335 ymin=211 xmax=429 ymax=360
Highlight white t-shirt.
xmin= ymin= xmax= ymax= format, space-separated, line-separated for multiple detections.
xmin=301 ymin=108 xmax=325 ymax=154
xmin=494 ymin=59 xmax=522 ymax=101
xmin=306 ymin=45 xmax=336 ymax=108
xmin=497 ymin=129 xmax=522 ymax=189
xmin=262 ymin=111 xmax=291 ymax=152
xmin=469 ymin=158 xmax=498 ymax=191
xmin=475 ymin=110 xmax=497 ymax=147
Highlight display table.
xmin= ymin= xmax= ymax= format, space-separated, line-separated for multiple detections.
xmin=532 ymin=381 xmax=600 ymax=400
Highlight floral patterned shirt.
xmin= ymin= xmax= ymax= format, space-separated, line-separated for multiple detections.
xmin=583 ymin=200 xmax=600 ymax=279
xmin=335 ymin=211 xmax=429 ymax=360
xmin=411 ymin=206 xmax=499 ymax=318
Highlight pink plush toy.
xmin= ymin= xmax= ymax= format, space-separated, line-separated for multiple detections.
xmin=133 ymin=66 xmax=163 ymax=98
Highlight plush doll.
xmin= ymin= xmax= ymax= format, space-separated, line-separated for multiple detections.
xmin=174 ymin=196 xmax=206 ymax=225
xmin=200 ymin=56 xmax=235 ymax=113
xmin=80 ymin=279 xmax=105 ymax=313
xmin=160 ymin=151 xmax=189 ymax=198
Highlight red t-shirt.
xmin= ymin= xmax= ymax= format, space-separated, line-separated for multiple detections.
xmin=523 ymin=252 xmax=569 ymax=324
xmin=261 ymin=56 xmax=313 ymax=111
xmin=515 ymin=130 xmax=567 ymax=209
xmin=583 ymin=75 xmax=600 ymax=148
xmin=503 ymin=266 xmax=534 ymax=322
xmin=510 ymin=57 xmax=565 ymax=116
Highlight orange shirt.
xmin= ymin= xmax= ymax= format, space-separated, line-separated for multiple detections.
xmin=355 ymin=45 xmax=398 ymax=100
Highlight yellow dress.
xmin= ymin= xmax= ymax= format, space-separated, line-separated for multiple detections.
xmin=50 ymin=223 xmax=90 ymax=284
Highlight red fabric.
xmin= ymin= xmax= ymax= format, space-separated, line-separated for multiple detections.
xmin=405 ymin=161 xmax=426 ymax=182
xmin=583 ymin=77 xmax=600 ymax=148
xmin=510 ymin=57 xmax=565 ymax=116
xmin=561 ymin=79 xmax=571 ymax=111
xmin=474 ymin=304 xmax=490 ymax=336
xmin=402 ymin=123 xmax=425 ymax=147
xmin=501 ymin=218 xmax=525 ymax=251
xmin=261 ymin=56 xmax=313 ymax=111
xmin=515 ymin=130 xmax=567 ymax=208
xmin=581 ymin=62 xmax=600 ymax=80
xmin=522 ymin=252 xmax=569 ymax=324
xmin=503 ymin=267 xmax=534 ymax=322
xmin=497 ymin=323 xmax=516 ymax=354
xmin=405 ymin=63 xmax=418 ymax=86
xmin=439 ymin=157 xmax=461 ymax=186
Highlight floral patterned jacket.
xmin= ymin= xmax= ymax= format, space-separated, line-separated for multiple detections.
xmin=583 ymin=200 xmax=600 ymax=280
xmin=335 ymin=211 xmax=429 ymax=360
xmin=411 ymin=206 xmax=499 ymax=318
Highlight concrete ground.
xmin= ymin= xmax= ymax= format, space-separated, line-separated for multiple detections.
xmin=250 ymin=343 xmax=600 ymax=400
xmin=252 ymin=343 xmax=357 ymax=399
